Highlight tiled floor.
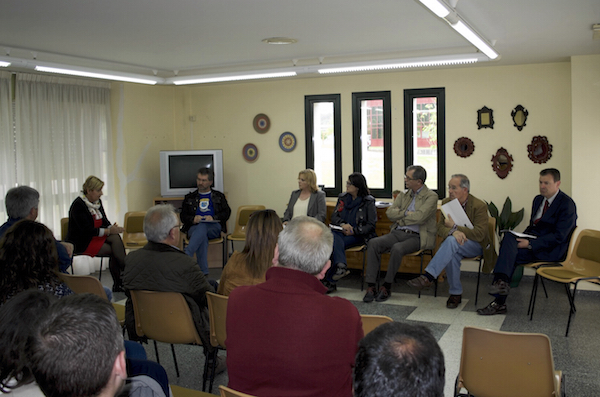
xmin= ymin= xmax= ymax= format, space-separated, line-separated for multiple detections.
xmin=107 ymin=263 xmax=600 ymax=396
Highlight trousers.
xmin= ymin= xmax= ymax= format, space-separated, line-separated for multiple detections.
xmin=184 ymin=222 xmax=222 ymax=275
xmin=365 ymin=229 xmax=420 ymax=285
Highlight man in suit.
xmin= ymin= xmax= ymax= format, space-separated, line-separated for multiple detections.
xmin=478 ymin=168 xmax=577 ymax=315
xmin=407 ymin=174 xmax=495 ymax=309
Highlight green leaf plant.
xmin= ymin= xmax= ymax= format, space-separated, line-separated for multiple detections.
xmin=487 ymin=197 xmax=525 ymax=241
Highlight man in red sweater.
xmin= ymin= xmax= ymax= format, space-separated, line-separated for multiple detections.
xmin=226 ymin=216 xmax=363 ymax=397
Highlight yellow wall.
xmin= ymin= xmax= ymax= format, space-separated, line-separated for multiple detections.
xmin=571 ymin=54 xmax=600 ymax=233
xmin=113 ymin=61 xmax=574 ymax=232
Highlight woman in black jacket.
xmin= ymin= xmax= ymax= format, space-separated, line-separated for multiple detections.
xmin=324 ymin=172 xmax=377 ymax=292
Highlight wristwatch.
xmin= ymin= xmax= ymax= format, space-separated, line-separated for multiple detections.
xmin=527 ymin=244 xmax=532 ymax=250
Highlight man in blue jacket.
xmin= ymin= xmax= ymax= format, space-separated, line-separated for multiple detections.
xmin=478 ymin=168 xmax=577 ymax=315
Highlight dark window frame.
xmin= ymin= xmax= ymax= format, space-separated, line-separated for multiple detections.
xmin=304 ymin=94 xmax=342 ymax=197
xmin=352 ymin=91 xmax=392 ymax=198
xmin=403 ymin=87 xmax=446 ymax=199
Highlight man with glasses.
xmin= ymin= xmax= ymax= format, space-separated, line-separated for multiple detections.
xmin=407 ymin=174 xmax=494 ymax=309
xmin=363 ymin=165 xmax=438 ymax=303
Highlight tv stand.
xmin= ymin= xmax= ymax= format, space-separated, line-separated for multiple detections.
xmin=154 ymin=196 xmax=184 ymax=211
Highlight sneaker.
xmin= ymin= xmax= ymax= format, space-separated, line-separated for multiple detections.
xmin=488 ymin=280 xmax=510 ymax=296
xmin=332 ymin=264 xmax=350 ymax=281
xmin=363 ymin=286 xmax=376 ymax=303
xmin=477 ymin=301 xmax=507 ymax=315
xmin=407 ymin=275 xmax=432 ymax=291
xmin=322 ymin=280 xmax=337 ymax=294
xmin=375 ymin=286 xmax=391 ymax=302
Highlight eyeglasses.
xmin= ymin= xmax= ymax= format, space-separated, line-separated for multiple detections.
xmin=404 ymin=175 xmax=416 ymax=181
xmin=346 ymin=181 xmax=354 ymax=186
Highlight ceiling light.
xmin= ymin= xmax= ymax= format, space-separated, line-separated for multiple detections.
xmin=318 ymin=54 xmax=487 ymax=74
xmin=262 ymin=37 xmax=298 ymax=45
xmin=451 ymin=21 xmax=498 ymax=60
xmin=0 ymin=61 xmax=10 ymax=67
xmin=418 ymin=0 xmax=451 ymax=18
xmin=34 ymin=65 xmax=160 ymax=85
xmin=169 ymin=71 xmax=297 ymax=85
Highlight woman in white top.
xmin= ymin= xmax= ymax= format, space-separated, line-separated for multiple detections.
xmin=282 ymin=169 xmax=326 ymax=224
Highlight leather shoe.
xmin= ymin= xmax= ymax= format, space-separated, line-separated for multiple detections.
xmin=488 ymin=280 xmax=510 ymax=296
xmin=322 ymin=280 xmax=337 ymax=294
xmin=363 ymin=286 xmax=376 ymax=303
xmin=446 ymin=294 xmax=462 ymax=309
xmin=375 ymin=286 xmax=391 ymax=302
xmin=407 ymin=275 xmax=432 ymax=291
xmin=477 ymin=301 xmax=507 ymax=315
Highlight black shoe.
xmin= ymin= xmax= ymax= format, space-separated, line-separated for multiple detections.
xmin=332 ymin=264 xmax=350 ymax=281
xmin=477 ymin=301 xmax=507 ymax=315
xmin=488 ymin=279 xmax=510 ymax=296
xmin=375 ymin=286 xmax=391 ymax=302
xmin=322 ymin=280 xmax=337 ymax=294
xmin=112 ymin=284 xmax=125 ymax=293
xmin=446 ymin=294 xmax=462 ymax=309
xmin=363 ymin=286 xmax=376 ymax=303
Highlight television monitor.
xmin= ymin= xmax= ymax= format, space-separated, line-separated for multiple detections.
xmin=159 ymin=149 xmax=224 ymax=197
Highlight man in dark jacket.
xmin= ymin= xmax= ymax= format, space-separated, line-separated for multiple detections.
xmin=123 ymin=204 xmax=214 ymax=350
xmin=180 ymin=167 xmax=231 ymax=275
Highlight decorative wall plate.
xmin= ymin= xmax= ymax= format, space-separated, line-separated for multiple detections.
xmin=253 ymin=113 xmax=270 ymax=133
xmin=527 ymin=136 xmax=552 ymax=164
xmin=491 ymin=147 xmax=513 ymax=179
xmin=477 ymin=106 xmax=494 ymax=129
xmin=279 ymin=131 xmax=296 ymax=152
xmin=242 ymin=143 xmax=258 ymax=162
xmin=453 ymin=137 xmax=475 ymax=158
xmin=511 ymin=105 xmax=528 ymax=131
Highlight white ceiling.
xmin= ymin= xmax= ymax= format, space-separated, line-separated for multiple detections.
xmin=1 ymin=0 xmax=599 ymax=81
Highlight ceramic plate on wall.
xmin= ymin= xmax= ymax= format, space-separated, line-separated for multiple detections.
xmin=253 ymin=114 xmax=270 ymax=133
xmin=243 ymin=143 xmax=258 ymax=162
xmin=279 ymin=131 xmax=296 ymax=152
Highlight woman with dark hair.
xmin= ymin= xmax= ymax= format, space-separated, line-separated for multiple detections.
xmin=282 ymin=169 xmax=327 ymax=224
xmin=0 ymin=220 xmax=73 ymax=305
xmin=67 ymin=175 xmax=127 ymax=292
xmin=217 ymin=210 xmax=283 ymax=296
xmin=323 ymin=172 xmax=377 ymax=293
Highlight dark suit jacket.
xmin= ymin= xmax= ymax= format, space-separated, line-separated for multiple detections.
xmin=524 ymin=190 xmax=577 ymax=261
xmin=67 ymin=196 xmax=111 ymax=253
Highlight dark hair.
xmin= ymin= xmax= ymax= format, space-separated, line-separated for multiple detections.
xmin=348 ymin=172 xmax=370 ymax=197
xmin=31 ymin=294 xmax=124 ymax=397
xmin=0 ymin=290 xmax=54 ymax=392
xmin=241 ymin=210 xmax=283 ymax=278
xmin=407 ymin=165 xmax=427 ymax=184
xmin=198 ymin=167 xmax=215 ymax=182
xmin=354 ymin=322 xmax=445 ymax=397
xmin=5 ymin=186 xmax=39 ymax=219
xmin=540 ymin=168 xmax=560 ymax=182
xmin=0 ymin=220 xmax=60 ymax=304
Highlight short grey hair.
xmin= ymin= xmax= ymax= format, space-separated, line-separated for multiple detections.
xmin=451 ymin=174 xmax=470 ymax=192
xmin=407 ymin=165 xmax=427 ymax=184
xmin=144 ymin=204 xmax=179 ymax=243
xmin=5 ymin=186 xmax=39 ymax=219
xmin=277 ymin=216 xmax=333 ymax=275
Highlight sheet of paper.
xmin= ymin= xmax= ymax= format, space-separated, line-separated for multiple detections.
xmin=441 ymin=199 xmax=474 ymax=229
xmin=329 ymin=224 xmax=343 ymax=231
xmin=501 ymin=230 xmax=537 ymax=239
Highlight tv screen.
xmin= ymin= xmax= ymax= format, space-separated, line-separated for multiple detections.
xmin=160 ymin=150 xmax=224 ymax=197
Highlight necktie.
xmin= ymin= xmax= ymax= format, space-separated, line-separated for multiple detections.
xmin=534 ymin=200 xmax=549 ymax=224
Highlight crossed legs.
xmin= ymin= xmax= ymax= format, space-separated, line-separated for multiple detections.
xmin=185 ymin=222 xmax=222 ymax=275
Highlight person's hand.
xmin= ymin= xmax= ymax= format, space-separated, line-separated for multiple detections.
xmin=342 ymin=224 xmax=354 ymax=236
xmin=194 ymin=215 xmax=202 ymax=224
xmin=452 ymin=230 xmax=468 ymax=245
xmin=110 ymin=224 xmax=124 ymax=234
xmin=516 ymin=238 xmax=530 ymax=249
xmin=444 ymin=214 xmax=456 ymax=228
xmin=60 ymin=242 xmax=74 ymax=258
xmin=204 ymin=215 xmax=214 ymax=221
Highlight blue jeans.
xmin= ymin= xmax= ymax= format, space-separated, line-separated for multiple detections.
xmin=184 ymin=222 xmax=222 ymax=275
xmin=424 ymin=236 xmax=482 ymax=295
xmin=325 ymin=231 xmax=362 ymax=282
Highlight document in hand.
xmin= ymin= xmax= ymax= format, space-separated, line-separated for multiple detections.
xmin=329 ymin=224 xmax=343 ymax=231
xmin=501 ymin=230 xmax=537 ymax=239
xmin=441 ymin=199 xmax=474 ymax=229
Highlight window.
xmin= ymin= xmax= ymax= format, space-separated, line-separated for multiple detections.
xmin=305 ymin=94 xmax=341 ymax=196
xmin=403 ymin=88 xmax=446 ymax=199
xmin=352 ymin=91 xmax=392 ymax=197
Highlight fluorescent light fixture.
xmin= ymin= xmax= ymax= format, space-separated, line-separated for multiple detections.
xmin=0 ymin=61 xmax=10 ymax=67
xmin=34 ymin=65 xmax=160 ymax=85
xmin=169 ymin=71 xmax=297 ymax=85
xmin=418 ymin=0 xmax=451 ymax=18
xmin=318 ymin=54 xmax=487 ymax=74
xmin=451 ymin=20 xmax=499 ymax=60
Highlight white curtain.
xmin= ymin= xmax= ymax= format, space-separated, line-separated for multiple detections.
xmin=14 ymin=73 xmax=114 ymax=239
xmin=0 ymin=71 xmax=16 ymax=223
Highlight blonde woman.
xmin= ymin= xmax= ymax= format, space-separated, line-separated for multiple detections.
xmin=67 ymin=176 xmax=126 ymax=292
xmin=282 ymin=169 xmax=326 ymax=223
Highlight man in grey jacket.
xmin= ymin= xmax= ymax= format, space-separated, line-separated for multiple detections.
xmin=123 ymin=204 xmax=215 ymax=351
xmin=363 ymin=165 xmax=438 ymax=303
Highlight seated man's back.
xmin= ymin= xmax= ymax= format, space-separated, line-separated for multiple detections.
xmin=226 ymin=216 xmax=363 ymax=397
